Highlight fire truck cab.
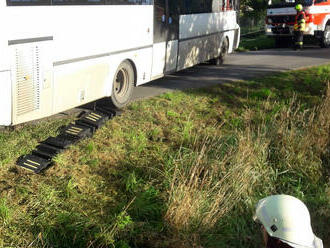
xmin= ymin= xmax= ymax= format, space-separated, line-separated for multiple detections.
xmin=265 ymin=0 xmax=330 ymax=47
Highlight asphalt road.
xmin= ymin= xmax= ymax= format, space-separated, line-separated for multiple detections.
xmin=132 ymin=47 xmax=330 ymax=102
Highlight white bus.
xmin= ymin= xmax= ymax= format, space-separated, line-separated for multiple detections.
xmin=0 ymin=0 xmax=240 ymax=126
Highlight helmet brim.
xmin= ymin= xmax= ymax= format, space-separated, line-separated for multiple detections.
xmin=279 ymin=235 xmax=323 ymax=248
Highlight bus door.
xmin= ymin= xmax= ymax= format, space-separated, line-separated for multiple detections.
xmin=152 ymin=0 xmax=179 ymax=77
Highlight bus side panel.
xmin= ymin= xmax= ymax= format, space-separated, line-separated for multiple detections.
xmin=0 ymin=3 xmax=12 ymax=126
xmin=0 ymin=71 xmax=12 ymax=126
xmin=53 ymin=46 xmax=152 ymax=114
xmin=179 ymin=13 xmax=221 ymax=40
xmin=221 ymin=11 xmax=239 ymax=34
xmin=53 ymin=58 xmax=110 ymax=114
xmin=165 ymin=40 xmax=179 ymax=72
xmin=0 ymin=1 xmax=10 ymax=72
xmin=177 ymin=13 xmax=221 ymax=71
xmin=4 ymin=5 xmax=153 ymax=120
xmin=177 ymin=11 xmax=237 ymax=71
xmin=177 ymin=34 xmax=222 ymax=71
xmin=4 ymin=6 xmax=153 ymax=64
xmin=225 ymin=30 xmax=236 ymax=53
xmin=131 ymin=47 xmax=153 ymax=86
xmin=151 ymin=42 xmax=167 ymax=78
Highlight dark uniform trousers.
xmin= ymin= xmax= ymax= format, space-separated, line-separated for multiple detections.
xmin=294 ymin=11 xmax=306 ymax=50
xmin=294 ymin=31 xmax=304 ymax=49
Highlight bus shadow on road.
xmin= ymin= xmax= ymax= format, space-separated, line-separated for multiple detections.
xmin=135 ymin=47 xmax=330 ymax=96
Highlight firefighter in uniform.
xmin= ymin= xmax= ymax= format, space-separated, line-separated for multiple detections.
xmin=293 ymin=4 xmax=306 ymax=50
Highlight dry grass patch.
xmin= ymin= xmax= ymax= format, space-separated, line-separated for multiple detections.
xmin=165 ymin=128 xmax=270 ymax=235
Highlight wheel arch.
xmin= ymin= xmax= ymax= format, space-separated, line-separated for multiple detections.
xmin=321 ymin=15 xmax=330 ymax=30
xmin=125 ymin=58 xmax=138 ymax=87
xmin=222 ymin=35 xmax=230 ymax=53
xmin=222 ymin=30 xmax=235 ymax=53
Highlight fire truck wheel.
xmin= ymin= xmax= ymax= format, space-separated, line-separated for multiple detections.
xmin=320 ymin=24 xmax=330 ymax=48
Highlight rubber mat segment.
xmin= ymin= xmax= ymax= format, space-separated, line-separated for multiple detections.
xmin=43 ymin=134 xmax=79 ymax=149
xmin=76 ymin=111 xmax=109 ymax=129
xmin=62 ymin=123 xmax=93 ymax=139
xmin=97 ymin=105 xmax=122 ymax=117
xmin=95 ymin=106 xmax=116 ymax=118
xmin=32 ymin=143 xmax=63 ymax=160
xmin=17 ymin=154 xmax=52 ymax=173
xmin=74 ymin=120 xmax=97 ymax=133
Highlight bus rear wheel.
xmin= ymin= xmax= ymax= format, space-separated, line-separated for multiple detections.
xmin=110 ymin=61 xmax=135 ymax=109
xmin=320 ymin=24 xmax=330 ymax=48
xmin=210 ymin=38 xmax=228 ymax=66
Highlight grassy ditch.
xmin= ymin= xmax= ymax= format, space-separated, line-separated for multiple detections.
xmin=0 ymin=65 xmax=329 ymax=248
xmin=238 ymin=34 xmax=276 ymax=51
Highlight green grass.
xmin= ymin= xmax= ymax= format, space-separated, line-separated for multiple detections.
xmin=0 ymin=65 xmax=329 ymax=248
xmin=238 ymin=34 xmax=276 ymax=51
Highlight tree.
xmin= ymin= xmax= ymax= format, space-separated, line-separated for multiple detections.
xmin=241 ymin=0 xmax=269 ymax=17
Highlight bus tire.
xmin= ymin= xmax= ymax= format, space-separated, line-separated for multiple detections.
xmin=210 ymin=38 xmax=229 ymax=66
xmin=110 ymin=60 xmax=135 ymax=109
xmin=320 ymin=24 xmax=330 ymax=48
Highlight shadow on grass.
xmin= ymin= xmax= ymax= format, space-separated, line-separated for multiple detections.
xmin=31 ymin=211 xmax=97 ymax=248
xmin=184 ymin=66 xmax=329 ymax=111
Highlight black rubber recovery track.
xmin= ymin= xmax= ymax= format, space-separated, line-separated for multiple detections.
xmin=63 ymin=123 xmax=94 ymax=139
xmin=43 ymin=134 xmax=79 ymax=149
xmin=16 ymin=105 xmax=120 ymax=174
xmin=96 ymin=105 xmax=121 ymax=118
xmin=32 ymin=143 xmax=63 ymax=160
xmin=17 ymin=154 xmax=52 ymax=174
xmin=75 ymin=111 xmax=109 ymax=130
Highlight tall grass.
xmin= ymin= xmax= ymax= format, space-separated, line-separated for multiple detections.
xmin=164 ymin=83 xmax=330 ymax=246
xmin=165 ymin=132 xmax=269 ymax=231
xmin=267 ymin=87 xmax=330 ymax=183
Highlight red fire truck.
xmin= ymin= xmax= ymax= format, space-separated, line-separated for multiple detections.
xmin=265 ymin=0 xmax=330 ymax=47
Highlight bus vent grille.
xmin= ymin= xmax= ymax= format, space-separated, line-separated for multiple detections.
xmin=15 ymin=46 xmax=41 ymax=116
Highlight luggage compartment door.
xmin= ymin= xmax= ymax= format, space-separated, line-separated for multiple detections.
xmin=10 ymin=39 xmax=53 ymax=125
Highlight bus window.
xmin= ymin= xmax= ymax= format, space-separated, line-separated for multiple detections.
xmin=106 ymin=0 xmax=148 ymax=4
xmin=226 ymin=0 xmax=233 ymax=9
xmin=212 ymin=0 xmax=221 ymax=12
xmin=7 ymin=0 xmax=50 ymax=6
xmin=52 ymin=0 xmax=104 ymax=4
xmin=221 ymin=0 xmax=226 ymax=10
xmin=234 ymin=0 xmax=240 ymax=11
xmin=180 ymin=0 xmax=213 ymax=14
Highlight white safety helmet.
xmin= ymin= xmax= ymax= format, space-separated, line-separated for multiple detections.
xmin=254 ymin=195 xmax=323 ymax=248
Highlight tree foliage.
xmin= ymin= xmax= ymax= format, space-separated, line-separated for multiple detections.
xmin=241 ymin=0 xmax=269 ymax=17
